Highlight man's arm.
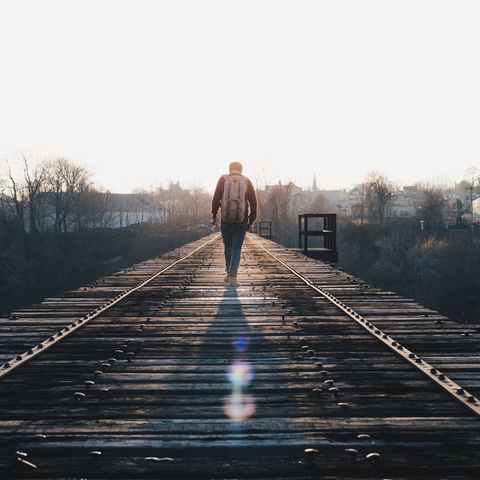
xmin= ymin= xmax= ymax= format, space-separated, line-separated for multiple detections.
xmin=212 ymin=176 xmax=225 ymax=219
xmin=246 ymin=179 xmax=257 ymax=224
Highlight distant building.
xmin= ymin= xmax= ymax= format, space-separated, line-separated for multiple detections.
xmin=386 ymin=192 xmax=416 ymax=217
xmin=259 ymin=177 xmax=471 ymax=223
xmin=402 ymin=186 xmax=418 ymax=197
xmin=263 ymin=181 xmax=303 ymax=196
xmin=473 ymin=197 xmax=480 ymax=219
xmin=322 ymin=190 xmax=348 ymax=209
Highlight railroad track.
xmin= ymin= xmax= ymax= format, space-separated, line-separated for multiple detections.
xmin=0 ymin=233 xmax=479 ymax=479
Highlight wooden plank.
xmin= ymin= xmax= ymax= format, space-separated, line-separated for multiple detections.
xmin=1 ymin=234 xmax=479 ymax=479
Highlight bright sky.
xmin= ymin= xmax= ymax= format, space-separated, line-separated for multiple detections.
xmin=0 ymin=0 xmax=479 ymax=193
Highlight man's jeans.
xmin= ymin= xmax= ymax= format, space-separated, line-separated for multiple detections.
xmin=221 ymin=222 xmax=248 ymax=276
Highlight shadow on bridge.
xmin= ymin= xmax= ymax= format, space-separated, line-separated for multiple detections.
xmin=199 ymin=285 xmax=257 ymax=427
xmin=194 ymin=278 xmax=302 ymax=451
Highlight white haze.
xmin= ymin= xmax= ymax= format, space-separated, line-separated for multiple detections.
xmin=0 ymin=0 xmax=479 ymax=192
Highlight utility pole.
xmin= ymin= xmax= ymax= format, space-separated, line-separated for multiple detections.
xmin=466 ymin=185 xmax=474 ymax=233
xmin=361 ymin=182 xmax=364 ymax=224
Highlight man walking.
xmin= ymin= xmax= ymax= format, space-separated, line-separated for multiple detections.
xmin=211 ymin=161 xmax=257 ymax=286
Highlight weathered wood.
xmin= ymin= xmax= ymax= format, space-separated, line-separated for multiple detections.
xmin=0 ymin=234 xmax=479 ymax=479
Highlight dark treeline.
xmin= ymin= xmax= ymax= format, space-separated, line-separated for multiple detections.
xmin=0 ymin=156 xmax=212 ymax=314
xmin=337 ymin=221 xmax=480 ymax=324
xmin=0 ymin=222 xmax=207 ymax=315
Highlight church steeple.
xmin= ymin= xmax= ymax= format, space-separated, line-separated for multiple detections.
xmin=312 ymin=175 xmax=318 ymax=191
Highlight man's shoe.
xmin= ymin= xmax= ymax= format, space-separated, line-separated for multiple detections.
xmin=224 ymin=275 xmax=230 ymax=283
xmin=229 ymin=276 xmax=240 ymax=287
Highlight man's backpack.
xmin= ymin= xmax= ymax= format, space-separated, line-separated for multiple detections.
xmin=221 ymin=174 xmax=248 ymax=223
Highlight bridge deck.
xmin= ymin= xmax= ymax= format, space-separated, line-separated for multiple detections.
xmin=0 ymin=234 xmax=479 ymax=479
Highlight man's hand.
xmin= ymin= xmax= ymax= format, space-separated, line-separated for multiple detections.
xmin=209 ymin=216 xmax=217 ymax=226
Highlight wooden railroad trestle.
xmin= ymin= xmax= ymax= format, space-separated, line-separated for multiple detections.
xmin=0 ymin=233 xmax=479 ymax=479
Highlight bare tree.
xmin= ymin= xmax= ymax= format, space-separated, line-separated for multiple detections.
xmin=95 ymin=191 xmax=114 ymax=228
xmin=464 ymin=166 xmax=480 ymax=189
xmin=190 ymin=184 xmax=204 ymax=224
xmin=417 ymin=186 xmax=446 ymax=228
xmin=260 ymin=181 xmax=296 ymax=243
xmin=45 ymin=159 xmax=64 ymax=232
xmin=4 ymin=163 xmax=27 ymax=234
xmin=78 ymin=189 xmax=114 ymax=229
xmin=464 ymin=166 xmax=480 ymax=204
xmin=22 ymin=157 xmax=49 ymax=234
xmin=310 ymin=192 xmax=326 ymax=212
xmin=66 ymin=162 xmax=92 ymax=232
xmin=164 ymin=181 xmax=183 ymax=223
xmin=45 ymin=158 xmax=92 ymax=232
xmin=151 ymin=184 xmax=168 ymax=223
xmin=364 ymin=172 xmax=394 ymax=224
xmin=0 ymin=175 xmax=8 ymax=228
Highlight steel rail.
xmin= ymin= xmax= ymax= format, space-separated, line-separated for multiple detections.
xmin=0 ymin=234 xmax=221 ymax=380
xmin=250 ymin=236 xmax=480 ymax=417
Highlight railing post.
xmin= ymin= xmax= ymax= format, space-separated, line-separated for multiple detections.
xmin=298 ymin=215 xmax=303 ymax=249
xmin=258 ymin=221 xmax=272 ymax=239
xmin=304 ymin=215 xmax=309 ymax=251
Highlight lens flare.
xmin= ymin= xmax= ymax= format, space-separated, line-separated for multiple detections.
xmin=224 ymin=334 xmax=255 ymax=422
xmin=223 ymin=392 xmax=256 ymax=421
xmin=233 ymin=336 xmax=248 ymax=352
xmin=227 ymin=360 xmax=254 ymax=387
